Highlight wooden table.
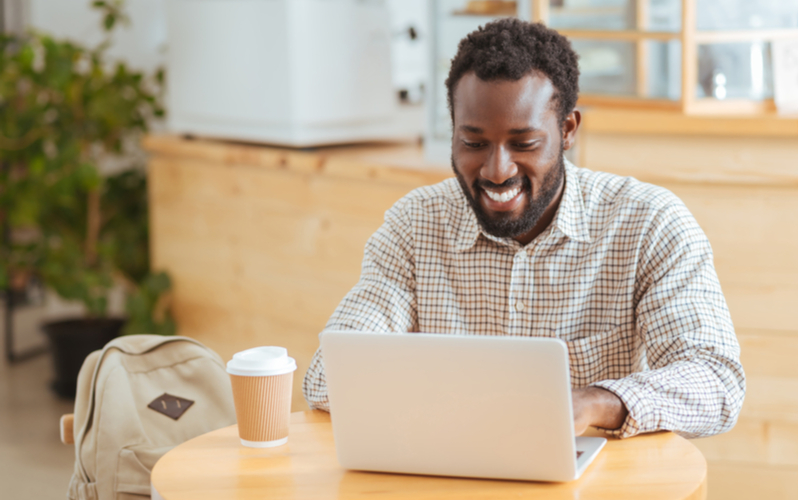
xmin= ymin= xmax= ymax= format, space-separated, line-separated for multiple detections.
xmin=151 ymin=410 xmax=707 ymax=499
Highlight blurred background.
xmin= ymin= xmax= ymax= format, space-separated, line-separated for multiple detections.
xmin=0 ymin=0 xmax=796 ymax=498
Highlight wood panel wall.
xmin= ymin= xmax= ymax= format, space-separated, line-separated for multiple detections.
xmin=146 ymin=121 xmax=797 ymax=500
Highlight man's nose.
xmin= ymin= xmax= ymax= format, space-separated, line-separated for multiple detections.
xmin=480 ymin=145 xmax=518 ymax=185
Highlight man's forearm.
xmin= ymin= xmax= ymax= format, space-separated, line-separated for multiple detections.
xmin=587 ymin=387 xmax=627 ymax=429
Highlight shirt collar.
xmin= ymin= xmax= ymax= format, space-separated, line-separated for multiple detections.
xmin=455 ymin=158 xmax=592 ymax=252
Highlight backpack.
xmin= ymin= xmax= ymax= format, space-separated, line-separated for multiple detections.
xmin=68 ymin=334 xmax=237 ymax=500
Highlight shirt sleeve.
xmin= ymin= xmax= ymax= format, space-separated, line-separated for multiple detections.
xmin=591 ymin=200 xmax=746 ymax=439
xmin=302 ymin=201 xmax=418 ymax=411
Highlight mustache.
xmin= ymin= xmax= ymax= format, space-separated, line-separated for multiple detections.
xmin=473 ymin=176 xmax=531 ymax=192
xmin=449 ymin=155 xmax=533 ymax=196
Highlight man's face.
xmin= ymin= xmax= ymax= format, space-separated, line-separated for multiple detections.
xmin=451 ymin=71 xmax=579 ymax=245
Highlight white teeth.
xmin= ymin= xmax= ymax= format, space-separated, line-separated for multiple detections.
xmin=485 ymin=186 xmax=521 ymax=203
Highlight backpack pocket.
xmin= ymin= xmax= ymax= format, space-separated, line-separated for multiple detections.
xmin=116 ymin=445 xmax=174 ymax=499
xmin=67 ymin=475 xmax=98 ymax=500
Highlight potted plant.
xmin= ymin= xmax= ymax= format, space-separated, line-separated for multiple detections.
xmin=0 ymin=1 xmax=175 ymax=398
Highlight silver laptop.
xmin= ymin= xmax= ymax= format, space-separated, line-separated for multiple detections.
xmin=320 ymin=331 xmax=606 ymax=482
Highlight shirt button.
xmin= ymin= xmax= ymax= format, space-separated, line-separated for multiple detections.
xmin=515 ymin=300 xmax=526 ymax=312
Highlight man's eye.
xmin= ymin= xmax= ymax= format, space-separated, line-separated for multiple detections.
xmin=463 ymin=141 xmax=484 ymax=148
xmin=515 ymin=142 xmax=537 ymax=149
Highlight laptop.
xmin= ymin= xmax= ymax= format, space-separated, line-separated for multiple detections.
xmin=320 ymin=331 xmax=606 ymax=482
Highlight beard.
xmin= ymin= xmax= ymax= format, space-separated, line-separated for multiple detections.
xmin=452 ymin=149 xmax=565 ymax=240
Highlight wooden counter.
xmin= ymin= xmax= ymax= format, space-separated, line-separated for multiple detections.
xmin=144 ymin=135 xmax=449 ymax=413
xmin=144 ymin=121 xmax=797 ymax=500
xmin=581 ymin=108 xmax=798 ymax=139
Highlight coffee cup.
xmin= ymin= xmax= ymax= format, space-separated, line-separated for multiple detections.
xmin=226 ymin=346 xmax=297 ymax=448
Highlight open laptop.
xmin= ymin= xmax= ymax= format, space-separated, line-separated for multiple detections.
xmin=320 ymin=331 xmax=606 ymax=482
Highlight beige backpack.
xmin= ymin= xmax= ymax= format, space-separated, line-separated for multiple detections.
xmin=68 ymin=334 xmax=237 ymax=500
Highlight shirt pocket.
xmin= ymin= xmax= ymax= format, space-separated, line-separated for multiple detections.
xmin=564 ymin=325 xmax=633 ymax=388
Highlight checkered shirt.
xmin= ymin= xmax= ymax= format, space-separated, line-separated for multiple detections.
xmin=303 ymin=160 xmax=746 ymax=439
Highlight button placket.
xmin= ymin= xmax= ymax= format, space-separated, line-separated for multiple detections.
xmin=522 ymin=241 xmax=544 ymax=337
xmin=528 ymin=236 xmax=553 ymax=336
xmin=509 ymin=249 xmax=528 ymax=335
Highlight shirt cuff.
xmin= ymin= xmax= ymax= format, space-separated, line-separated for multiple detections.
xmin=310 ymin=401 xmax=330 ymax=412
xmin=590 ymin=378 xmax=655 ymax=438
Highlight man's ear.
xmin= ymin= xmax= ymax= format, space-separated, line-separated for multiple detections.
xmin=562 ymin=109 xmax=581 ymax=151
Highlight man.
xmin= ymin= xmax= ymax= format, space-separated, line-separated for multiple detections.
xmin=303 ymin=18 xmax=745 ymax=438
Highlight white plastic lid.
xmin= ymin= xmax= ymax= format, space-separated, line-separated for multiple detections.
xmin=226 ymin=346 xmax=297 ymax=376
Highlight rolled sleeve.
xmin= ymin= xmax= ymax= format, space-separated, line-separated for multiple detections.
xmin=591 ymin=201 xmax=745 ymax=438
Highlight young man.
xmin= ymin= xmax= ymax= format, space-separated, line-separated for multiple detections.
xmin=303 ymin=18 xmax=745 ymax=438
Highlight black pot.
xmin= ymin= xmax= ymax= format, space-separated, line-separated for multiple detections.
xmin=42 ymin=318 xmax=126 ymax=399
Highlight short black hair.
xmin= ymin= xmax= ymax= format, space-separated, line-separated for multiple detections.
xmin=445 ymin=18 xmax=580 ymax=125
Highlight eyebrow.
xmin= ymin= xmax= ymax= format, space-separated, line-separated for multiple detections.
xmin=458 ymin=125 xmax=540 ymax=135
xmin=459 ymin=125 xmax=483 ymax=133
xmin=508 ymin=127 xmax=537 ymax=135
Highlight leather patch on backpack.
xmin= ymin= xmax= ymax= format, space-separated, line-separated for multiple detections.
xmin=148 ymin=393 xmax=194 ymax=420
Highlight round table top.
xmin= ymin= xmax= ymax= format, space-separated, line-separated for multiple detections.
xmin=151 ymin=410 xmax=707 ymax=500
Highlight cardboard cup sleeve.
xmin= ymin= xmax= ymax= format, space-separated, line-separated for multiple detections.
xmin=229 ymin=372 xmax=293 ymax=446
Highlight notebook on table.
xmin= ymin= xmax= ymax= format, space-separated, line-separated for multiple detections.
xmin=320 ymin=331 xmax=606 ymax=482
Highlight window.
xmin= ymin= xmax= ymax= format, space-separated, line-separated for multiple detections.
xmin=532 ymin=0 xmax=798 ymax=113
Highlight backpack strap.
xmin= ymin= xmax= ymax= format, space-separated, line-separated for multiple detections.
xmin=72 ymin=335 xmax=223 ymax=484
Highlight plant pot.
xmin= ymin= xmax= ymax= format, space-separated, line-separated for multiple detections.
xmin=42 ymin=318 xmax=126 ymax=399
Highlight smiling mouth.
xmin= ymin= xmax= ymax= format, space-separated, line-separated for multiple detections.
xmin=483 ymin=186 xmax=522 ymax=203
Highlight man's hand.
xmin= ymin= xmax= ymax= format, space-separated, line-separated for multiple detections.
xmin=572 ymin=387 xmax=628 ymax=436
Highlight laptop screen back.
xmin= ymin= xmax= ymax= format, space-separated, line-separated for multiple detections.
xmin=321 ymin=331 xmax=579 ymax=482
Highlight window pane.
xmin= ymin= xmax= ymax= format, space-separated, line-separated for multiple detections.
xmin=643 ymin=40 xmax=683 ymax=99
xmin=549 ymin=0 xmax=633 ymax=30
xmin=574 ymin=39 xmax=681 ymax=99
xmin=546 ymin=1 xmax=799 ymax=32
xmin=647 ymin=0 xmax=682 ymax=32
xmin=548 ymin=0 xmax=681 ymax=32
xmin=697 ymin=42 xmax=774 ymax=100
xmin=575 ymin=40 xmax=636 ymax=95
xmin=697 ymin=0 xmax=798 ymax=31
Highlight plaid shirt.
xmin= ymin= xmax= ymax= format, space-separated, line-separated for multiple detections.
xmin=303 ymin=160 xmax=746 ymax=439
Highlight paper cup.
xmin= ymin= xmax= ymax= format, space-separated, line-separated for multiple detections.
xmin=227 ymin=346 xmax=297 ymax=448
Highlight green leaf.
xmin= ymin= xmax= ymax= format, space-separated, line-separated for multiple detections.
xmin=103 ymin=14 xmax=116 ymax=31
xmin=154 ymin=316 xmax=177 ymax=336
xmin=122 ymin=270 xmax=175 ymax=336
xmin=29 ymin=156 xmax=45 ymax=175
xmin=77 ymin=162 xmax=101 ymax=190
xmin=145 ymin=271 xmax=171 ymax=294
